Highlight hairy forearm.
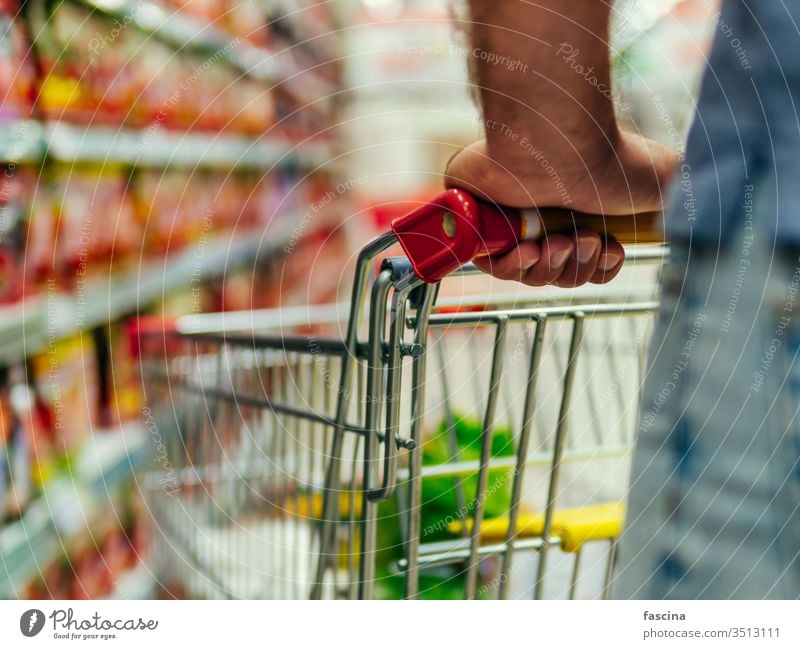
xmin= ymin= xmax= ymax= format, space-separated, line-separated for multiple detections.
xmin=466 ymin=0 xmax=618 ymax=171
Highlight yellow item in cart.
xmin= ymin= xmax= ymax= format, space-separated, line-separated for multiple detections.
xmin=448 ymin=502 xmax=625 ymax=552
xmin=285 ymin=492 xmax=362 ymax=520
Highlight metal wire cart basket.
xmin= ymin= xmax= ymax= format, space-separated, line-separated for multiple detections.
xmin=139 ymin=189 xmax=665 ymax=599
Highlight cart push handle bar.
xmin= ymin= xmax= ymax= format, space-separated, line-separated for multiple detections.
xmin=390 ymin=188 xmax=664 ymax=284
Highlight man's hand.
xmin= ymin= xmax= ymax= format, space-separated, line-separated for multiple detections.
xmin=445 ymin=132 xmax=679 ymax=287
xmin=456 ymin=0 xmax=680 ymax=288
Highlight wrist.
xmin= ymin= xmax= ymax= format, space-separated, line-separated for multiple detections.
xmin=485 ymin=119 xmax=622 ymax=179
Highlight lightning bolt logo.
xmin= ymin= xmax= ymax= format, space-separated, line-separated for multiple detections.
xmin=20 ymin=608 xmax=45 ymax=637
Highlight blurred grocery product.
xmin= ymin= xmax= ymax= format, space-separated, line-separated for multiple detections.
xmin=28 ymin=0 xmax=278 ymax=133
xmin=32 ymin=334 xmax=98 ymax=455
xmin=102 ymin=322 xmax=142 ymax=427
xmin=0 ymin=0 xmax=37 ymax=121
xmin=0 ymin=361 xmax=61 ymax=518
xmin=1 ymin=367 xmax=33 ymax=518
xmin=0 ymin=166 xmax=33 ymax=303
xmin=22 ymin=490 xmax=148 ymax=599
xmin=0 ymin=0 xmax=344 ymax=601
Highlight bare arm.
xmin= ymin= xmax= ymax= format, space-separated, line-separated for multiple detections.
xmin=470 ymin=1 xmax=617 ymax=174
xmin=447 ymin=0 xmax=678 ymax=287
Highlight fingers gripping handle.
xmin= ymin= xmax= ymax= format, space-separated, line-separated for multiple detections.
xmin=390 ymin=188 xmax=663 ymax=284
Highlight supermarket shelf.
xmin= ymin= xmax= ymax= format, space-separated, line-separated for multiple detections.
xmin=0 ymin=120 xmax=45 ymax=164
xmin=51 ymin=232 xmax=263 ymax=336
xmin=0 ymin=297 xmax=49 ymax=367
xmin=0 ymin=224 xmax=291 ymax=365
xmin=106 ymin=561 xmax=157 ymax=600
xmin=0 ymin=422 xmax=149 ymax=598
xmin=264 ymin=0 xmax=341 ymax=64
xmin=44 ymin=122 xmax=332 ymax=169
xmin=50 ymin=223 xmax=299 ymax=337
xmin=0 ymin=120 xmax=331 ymax=169
xmin=74 ymin=0 xmax=335 ymax=108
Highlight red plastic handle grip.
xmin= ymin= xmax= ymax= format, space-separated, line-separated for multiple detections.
xmin=390 ymin=188 xmax=663 ymax=283
xmin=390 ymin=189 xmax=523 ymax=283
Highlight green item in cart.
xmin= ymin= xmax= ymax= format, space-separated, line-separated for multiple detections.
xmin=419 ymin=416 xmax=515 ymax=543
xmin=375 ymin=415 xmax=516 ymax=598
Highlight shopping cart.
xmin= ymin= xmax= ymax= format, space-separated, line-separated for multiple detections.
xmin=139 ymin=189 xmax=665 ymax=599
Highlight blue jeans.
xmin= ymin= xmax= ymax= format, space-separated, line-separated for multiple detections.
xmin=614 ymin=179 xmax=800 ymax=598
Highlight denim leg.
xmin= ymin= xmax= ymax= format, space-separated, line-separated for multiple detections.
xmin=615 ymin=214 xmax=800 ymax=598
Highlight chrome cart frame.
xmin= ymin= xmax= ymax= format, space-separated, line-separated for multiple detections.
xmin=141 ymin=190 xmax=665 ymax=599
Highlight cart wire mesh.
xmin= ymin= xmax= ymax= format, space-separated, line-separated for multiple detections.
xmin=140 ymin=245 xmax=664 ymax=599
